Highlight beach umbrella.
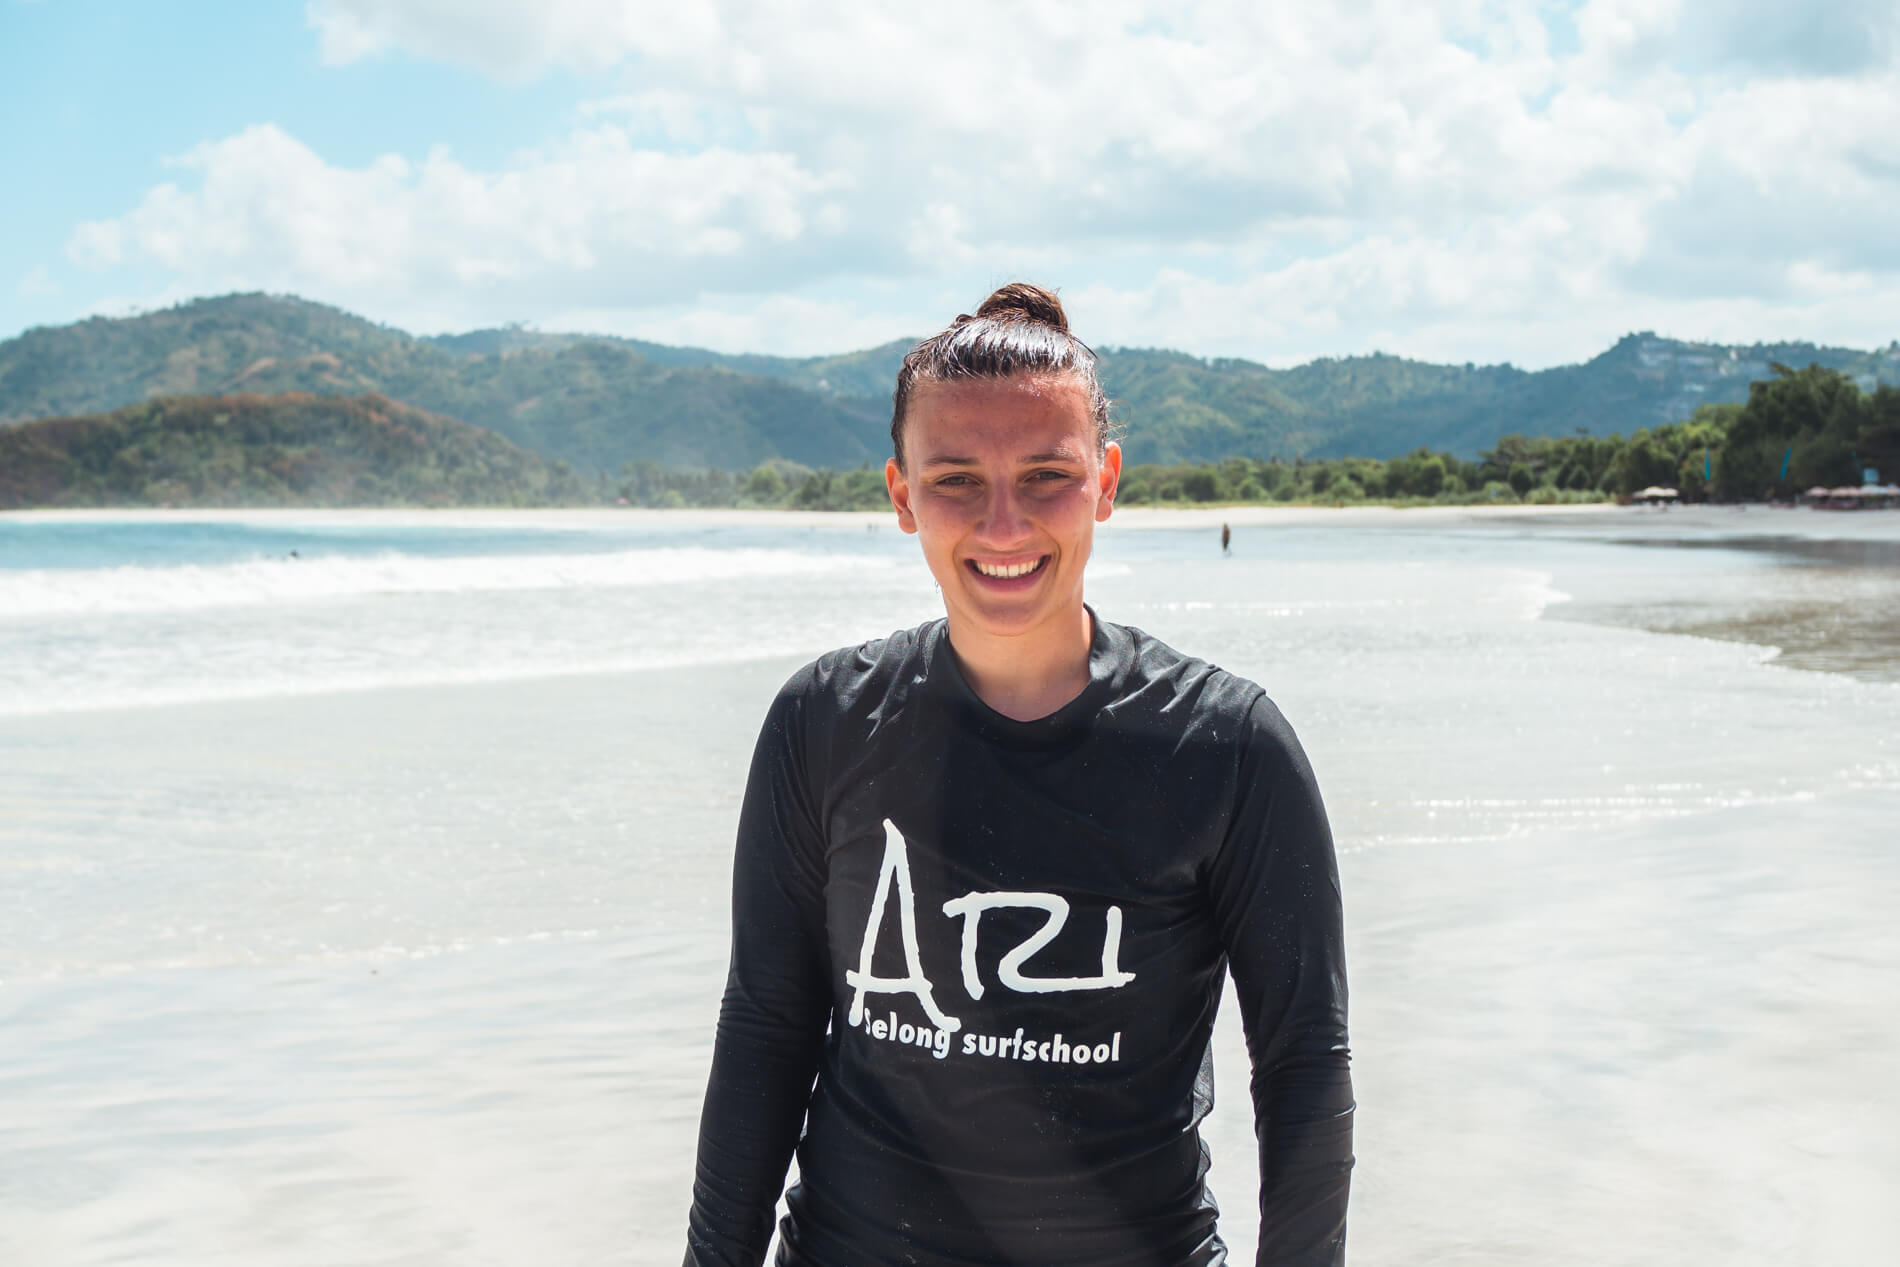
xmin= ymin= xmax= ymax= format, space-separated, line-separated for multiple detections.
xmin=1805 ymin=486 xmax=1830 ymax=498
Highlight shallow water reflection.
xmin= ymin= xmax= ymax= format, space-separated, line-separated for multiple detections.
xmin=3 ymin=508 xmax=1897 ymax=1265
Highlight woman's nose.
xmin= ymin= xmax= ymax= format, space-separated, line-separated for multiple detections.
xmin=977 ymin=486 xmax=1030 ymax=544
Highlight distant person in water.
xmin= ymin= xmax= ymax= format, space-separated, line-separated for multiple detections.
xmin=682 ymin=283 xmax=1353 ymax=1266
xmin=1221 ymin=522 xmax=1232 ymax=555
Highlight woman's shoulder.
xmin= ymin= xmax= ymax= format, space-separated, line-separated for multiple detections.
xmin=1104 ymin=617 xmax=1298 ymax=746
xmin=771 ymin=617 xmax=944 ymax=715
xmin=1102 ymin=620 xmax=1319 ymax=799
xmin=1108 ymin=619 xmax=1264 ymax=712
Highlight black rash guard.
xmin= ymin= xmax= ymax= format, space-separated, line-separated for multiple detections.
xmin=683 ymin=612 xmax=1353 ymax=1267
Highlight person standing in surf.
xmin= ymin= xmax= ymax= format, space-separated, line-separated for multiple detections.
xmin=683 ymin=283 xmax=1353 ymax=1266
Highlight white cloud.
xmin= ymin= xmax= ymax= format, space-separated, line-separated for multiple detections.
xmin=67 ymin=122 xmax=859 ymax=329
xmin=59 ymin=0 xmax=1900 ymax=362
xmin=549 ymin=292 xmax=921 ymax=358
xmin=1074 ymin=243 xmax=1900 ymax=370
xmin=16 ymin=267 xmax=60 ymax=300
xmin=306 ymin=0 xmax=689 ymax=78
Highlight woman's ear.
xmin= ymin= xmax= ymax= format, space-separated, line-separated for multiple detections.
xmin=1096 ymin=442 xmax=1123 ymax=522
xmin=886 ymin=458 xmax=919 ymax=534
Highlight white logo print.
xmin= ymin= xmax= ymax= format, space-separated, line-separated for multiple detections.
xmin=941 ymin=892 xmax=1135 ymax=999
xmin=843 ymin=820 xmax=965 ymax=1034
xmin=845 ymin=820 xmax=1137 ymax=1027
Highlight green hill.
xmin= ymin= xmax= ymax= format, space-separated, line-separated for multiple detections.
xmin=1076 ymin=340 xmax=1892 ymax=463
xmin=606 ymin=328 xmax=1897 ymax=461
xmin=3 ymin=294 xmax=1895 ymax=469
xmin=0 ymin=295 xmax=890 ymax=475
xmin=425 ymin=325 xmax=1899 ymax=464
xmin=0 ymin=392 xmax=591 ymax=509
xmin=422 ymin=324 xmax=911 ymax=400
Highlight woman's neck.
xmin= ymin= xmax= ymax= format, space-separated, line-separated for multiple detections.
xmin=945 ymin=604 xmax=1094 ymax=722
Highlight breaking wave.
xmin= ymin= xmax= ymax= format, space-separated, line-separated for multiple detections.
xmin=1 ymin=548 xmax=894 ymax=618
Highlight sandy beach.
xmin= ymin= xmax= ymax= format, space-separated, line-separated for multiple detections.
xmin=3 ymin=506 xmax=1897 ymax=1264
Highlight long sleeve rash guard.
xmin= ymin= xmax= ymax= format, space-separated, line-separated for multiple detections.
xmin=683 ymin=613 xmax=1353 ymax=1267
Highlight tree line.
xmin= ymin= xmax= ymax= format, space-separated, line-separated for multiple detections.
xmin=0 ymin=392 xmax=590 ymax=510
xmin=7 ymin=364 xmax=1888 ymax=511
xmin=610 ymin=364 xmax=1898 ymax=510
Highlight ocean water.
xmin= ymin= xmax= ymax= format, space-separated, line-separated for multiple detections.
xmin=3 ymin=506 xmax=1897 ymax=1265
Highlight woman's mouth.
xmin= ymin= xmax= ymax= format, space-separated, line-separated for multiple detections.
xmin=967 ymin=555 xmax=1049 ymax=582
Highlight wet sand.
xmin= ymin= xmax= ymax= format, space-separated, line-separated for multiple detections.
xmin=1508 ymin=508 xmax=1900 ymax=684
xmin=5 ymin=506 xmax=1898 ymax=1265
xmin=6 ymin=664 xmax=1894 ymax=1265
xmin=1331 ymin=786 xmax=1900 ymax=1264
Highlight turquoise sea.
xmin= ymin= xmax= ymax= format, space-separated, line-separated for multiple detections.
xmin=3 ymin=505 xmax=1897 ymax=1265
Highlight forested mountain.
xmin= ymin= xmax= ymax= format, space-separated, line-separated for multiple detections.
xmin=0 ymin=296 xmax=889 ymax=474
xmin=3 ymin=293 xmax=1895 ymax=471
xmin=0 ymin=392 xmax=590 ymax=509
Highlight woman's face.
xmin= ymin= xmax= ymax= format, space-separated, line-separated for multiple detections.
xmin=885 ymin=374 xmax=1121 ymax=642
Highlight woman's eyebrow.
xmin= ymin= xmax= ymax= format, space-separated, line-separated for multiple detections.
xmin=919 ymin=448 xmax=1083 ymax=469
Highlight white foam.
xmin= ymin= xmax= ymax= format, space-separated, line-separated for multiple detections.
xmin=0 ymin=643 xmax=830 ymax=719
xmin=0 ymin=547 xmax=893 ymax=618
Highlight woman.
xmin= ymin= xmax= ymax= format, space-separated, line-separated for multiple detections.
xmin=683 ymin=284 xmax=1353 ymax=1266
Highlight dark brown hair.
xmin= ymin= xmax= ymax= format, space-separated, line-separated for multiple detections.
xmin=890 ymin=282 xmax=1113 ymax=467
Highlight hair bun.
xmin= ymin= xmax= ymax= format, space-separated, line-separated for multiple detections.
xmin=973 ymin=282 xmax=1068 ymax=332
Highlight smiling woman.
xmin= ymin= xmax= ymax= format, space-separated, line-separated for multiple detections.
xmin=882 ymin=285 xmax=1120 ymax=725
xmin=885 ymin=369 xmax=1121 ymax=717
xmin=682 ymin=285 xmax=1354 ymax=1267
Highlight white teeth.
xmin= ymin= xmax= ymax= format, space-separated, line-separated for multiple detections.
xmin=976 ymin=558 xmax=1041 ymax=578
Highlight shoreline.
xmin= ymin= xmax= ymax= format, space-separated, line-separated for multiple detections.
xmin=1 ymin=501 xmax=1625 ymax=529
xmin=12 ymin=500 xmax=1897 ymax=541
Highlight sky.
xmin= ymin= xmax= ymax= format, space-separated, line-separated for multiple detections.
xmin=4 ymin=0 xmax=1899 ymax=367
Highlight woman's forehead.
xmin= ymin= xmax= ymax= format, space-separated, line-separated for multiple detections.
xmin=904 ymin=375 xmax=1095 ymax=456
xmin=911 ymin=372 xmax=1087 ymax=405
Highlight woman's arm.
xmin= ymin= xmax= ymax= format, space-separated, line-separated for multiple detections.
xmin=1204 ymin=693 xmax=1355 ymax=1267
xmin=683 ymin=681 xmax=834 ymax=1267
